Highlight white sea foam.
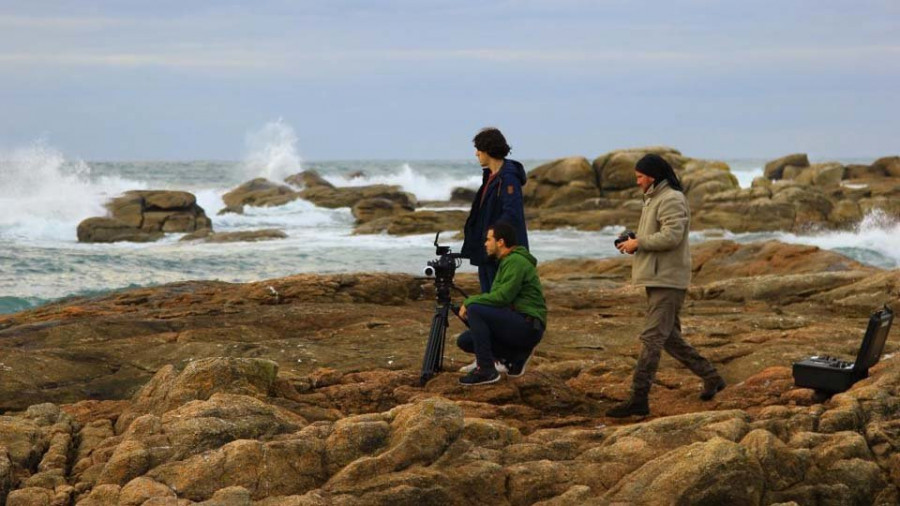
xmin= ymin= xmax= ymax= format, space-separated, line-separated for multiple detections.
xmin=732 ymin=168 xmax=762 ymax=189
xmin=213 ymin=198 xmax=353 ymax=231
xmin=195 ymin=188 xmax=228 ymax=216
xmin=703 ymin=209 xmax=900 ymax=268
xmin=323 ymin=163 xmax=483 ymax=201
xmin=0 ymin=142 xmax=144 ymax=242
xmin=3 ymin=155 xmax=897 ymax=313
xmin=779 ymin=210 xmax=900 ymax=268
xmin=241 ymin=119 xmax=303 ymax=183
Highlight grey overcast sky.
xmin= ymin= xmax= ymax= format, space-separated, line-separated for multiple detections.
xmin=0 ymin=0 xmax=897 ymax=160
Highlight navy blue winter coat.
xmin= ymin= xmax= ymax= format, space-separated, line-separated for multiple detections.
xmin=461 ymin=159 xmax=529 ymax=266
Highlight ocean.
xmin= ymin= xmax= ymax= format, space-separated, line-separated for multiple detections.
xmin=2 ymin=131 xmax=898 ymax=315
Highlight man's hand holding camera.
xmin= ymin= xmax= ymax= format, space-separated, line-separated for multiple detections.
xmin=617 ymin=237 xmax=639 ymax=255
xmin=615 ymin=230 xmax=638 ymax=255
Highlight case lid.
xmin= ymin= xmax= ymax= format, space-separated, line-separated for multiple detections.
xmin=853 ymin=307 xmax=894 ymax=372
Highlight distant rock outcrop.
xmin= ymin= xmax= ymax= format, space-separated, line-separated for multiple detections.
xmin=220 ymin=178 xmax=301 ymax=215
xmin=180 ymin=228 xmax=288 ymax=243
xmin=284 ymin=170 xmax=335 ymax=189
xmin=300 ymin=183 xmax=417 ymax=210
xmin=764 ymin=153 xmax=810 ymax=180
xmin=524 ymin=148 xmax=737 ymax=209
xmin=523 ymin=156 xmax=599 ymax=208
xmin=518 ymin=149 xmax=900 ymax=234
xmin=450 ymin=187 xmax=477 ymax=203
xmin=77 ymin=190 xmax=212 ymax=243
xmin=221 ymin=172 xmax=418 ymax=217
xmin=351 ymin=198 xmax=415 ymax=224
xmin=354 ymin=210 xmax=468 ymax=235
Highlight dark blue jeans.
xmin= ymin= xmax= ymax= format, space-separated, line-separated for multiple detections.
xmin=477 ymin=261 xmax=498 ymax=294
xmin=457 ymin=303 xmax=544 ymax=370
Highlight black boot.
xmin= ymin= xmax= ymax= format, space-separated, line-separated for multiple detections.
xmin=700 ymin=376 xmax=726 ymax=401
xmin=606 ymin=396 xmax=650 ymax=418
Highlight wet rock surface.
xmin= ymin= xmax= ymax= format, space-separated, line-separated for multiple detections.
xmin=180 ymin=228 xmax=288 ymax=243
xmin=353 ymin=210 xmax=468 ymax=235
xmin=221 ymin=178 xmax=301 ymax=215
xmin=1 ymin=240 xmax=899 ymax=503
xmin=77 ymin=191 xmax=212 ymax=243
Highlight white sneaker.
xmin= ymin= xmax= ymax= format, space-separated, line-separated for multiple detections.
xmin=458 ymin=360 xmax=508 ymax=373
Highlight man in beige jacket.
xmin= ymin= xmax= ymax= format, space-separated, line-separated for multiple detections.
xmin=607 ymin=154 xmax=726 ymax=418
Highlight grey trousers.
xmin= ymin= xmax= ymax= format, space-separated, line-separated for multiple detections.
xmin=631 ymin=287 xmax=718 ymax=398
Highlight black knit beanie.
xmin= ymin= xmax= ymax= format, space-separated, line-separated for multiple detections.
xmin=635 ymin=154 xmax=683 ymax=191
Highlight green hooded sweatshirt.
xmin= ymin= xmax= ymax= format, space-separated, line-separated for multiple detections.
xmin=464 ymin=246 xmax=547 ymax=326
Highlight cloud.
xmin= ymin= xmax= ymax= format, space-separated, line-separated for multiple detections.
xmin=0 ymin=15 xmax=126 ymax=29
xmin=0 ymin=51 xmax=276 ymax=70
xmin=1 ymin=44 xmax=896 ymax=75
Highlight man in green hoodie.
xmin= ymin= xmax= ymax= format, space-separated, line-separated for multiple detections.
xmin=457 ymin=221 xmax=547 ymax=386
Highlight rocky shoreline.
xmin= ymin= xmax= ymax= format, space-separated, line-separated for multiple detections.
xmin=1 ymin=239 xmax=899 ymax=504
xmin=75 ymin=148 xmax=900 ymax=243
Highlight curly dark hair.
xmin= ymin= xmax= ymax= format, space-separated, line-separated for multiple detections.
xmin=472 ymin=127 xmax=511 ymax=159
xmin=488 ymin=221 xmax=518 ymax=247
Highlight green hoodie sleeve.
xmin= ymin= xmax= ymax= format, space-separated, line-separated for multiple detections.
xmin=464 ymin=254 xmax=526 ymax=308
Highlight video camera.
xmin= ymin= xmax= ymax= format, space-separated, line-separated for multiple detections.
xmin=423 ymin=234 xmax=462 ymax=282
xmin=614 ymin=230 xmax=636 ymax=248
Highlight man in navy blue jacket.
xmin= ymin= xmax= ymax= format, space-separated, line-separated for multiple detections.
xmin=461 ymin=127 xmax=529 ymax=293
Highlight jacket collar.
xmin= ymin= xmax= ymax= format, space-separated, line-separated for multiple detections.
xmin=643 ymin=179 xmax=670 ymax=201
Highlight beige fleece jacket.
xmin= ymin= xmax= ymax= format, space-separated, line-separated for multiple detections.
xmin=632 ymin=180 xmax=691 ymax=289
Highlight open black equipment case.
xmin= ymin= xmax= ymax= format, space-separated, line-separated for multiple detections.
xmin=792 ymin=306 xmax=894 ymax=393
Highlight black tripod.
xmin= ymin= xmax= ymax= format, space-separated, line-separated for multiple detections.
xmin=419 ymin=233 xmax=469 ymax=386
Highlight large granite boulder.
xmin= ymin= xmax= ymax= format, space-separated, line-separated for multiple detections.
xmin=690 ymin=240 xmax=872 ymax=285
xmin=872 ymin=156 xmax=900 ymax=178
xmin=529 ymin=205 xmax=641 ymax=231
xmin=692 ymin=197 xmax=796 ymax=232
xmin=681 ymin=165 xmax=740 ymax=207
xmin=603 ymin=437 xmax=765 ymax=505
xmin=77 ymin=190 xmax=212 ymax=243
xmin=284 ymin=170 xmax=335 ymax=189
xmin=523 ymin=157 xmax=599 ymax=208
xmin=354 ymin=210 xmax=467 ymax=235
xmin=523 ymin=149 xmax=736 ymax=213
xmin=223 ymin=174 xmax=418 ymax=215
xmin=592 ymin=147 xmax=683 ymax=192
xmin=764 ymin=153 xmax=810 ymax=180
xmin=696 ymin=181 xmax=839 ymax=233
xmin=829 ymin=200 xmax=864 ymax=227
xmin=859 ymin=197 xmax=900 ymax=217
xmin=771 ymin=184 xmax=834 ymax=228
xmin=352 ymin=198 xmax=415 ymax=224
xmin=787 ymin=162 xmax=845 ymax=187
xmin=115 ymin=358 xmax=281 ymax=433
xmin=450 ymin=187 xmax=477 ymax=203
xmin=76 ymin=218 xmax=164 ymax=243
xmin=221 ymin=178 xmax=300 ymax=214
xmin=845 ymin=163 xmax=887 ymax=180
xmin=300 ymin=184 xmax=417 ymax=210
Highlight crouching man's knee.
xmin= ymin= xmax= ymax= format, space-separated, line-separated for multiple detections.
xmin=456 ymin=330 xmax=475 ymax=353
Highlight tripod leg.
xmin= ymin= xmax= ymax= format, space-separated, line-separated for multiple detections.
xmin=420 ymin=303 xmax=451 ymax=386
